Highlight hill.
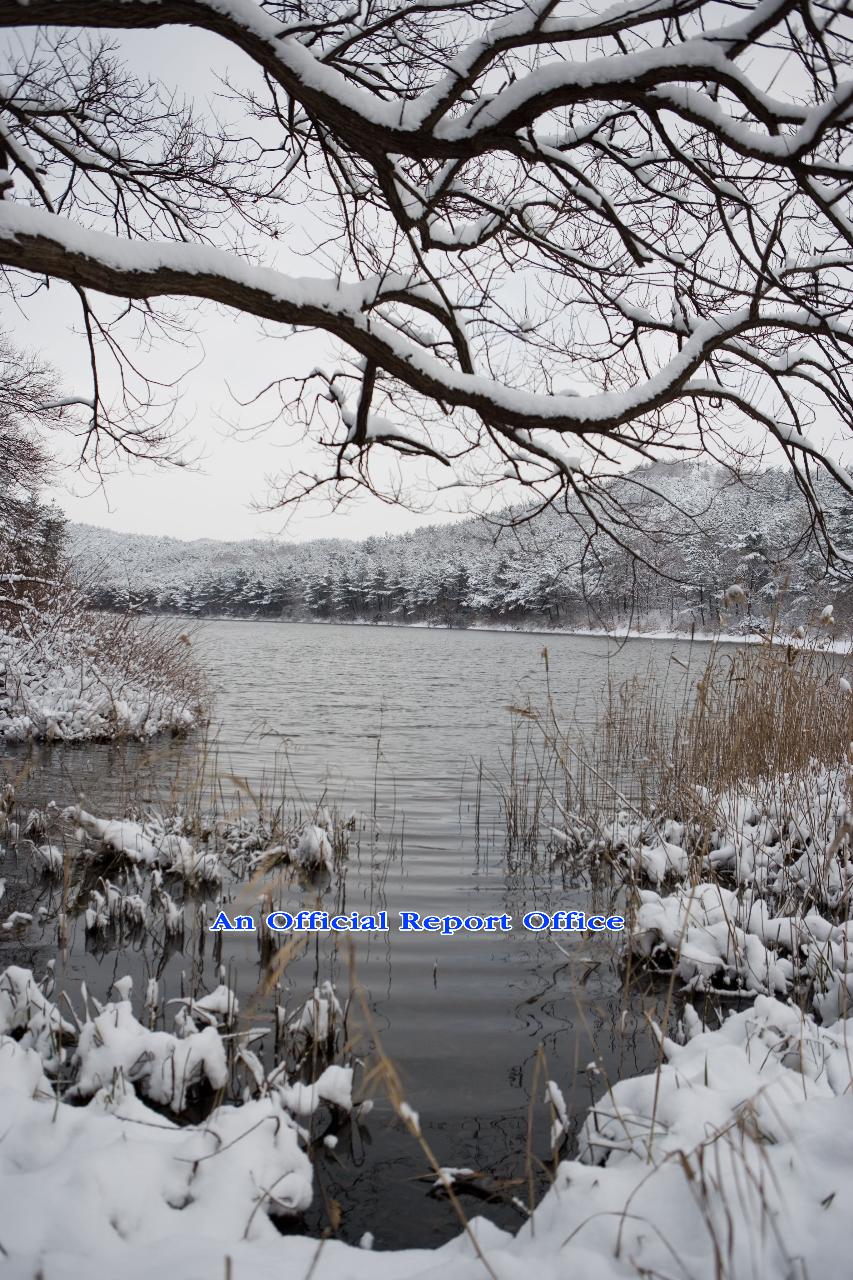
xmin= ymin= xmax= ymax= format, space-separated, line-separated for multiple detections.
xmin=70 ymin=463 xmax=853 ymax=634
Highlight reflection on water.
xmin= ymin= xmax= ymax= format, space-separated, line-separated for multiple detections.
xmin=1 ymin=622 xmax=714 ymax=1248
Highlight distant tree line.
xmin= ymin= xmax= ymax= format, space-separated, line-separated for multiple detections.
xmin=74 ymin=464 xmax=853 ymax=635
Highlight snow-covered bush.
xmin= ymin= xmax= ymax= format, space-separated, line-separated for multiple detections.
xmin=548 ymin=755 xmax=853 ymax=1013
xmin=0 ymin=964 xmax=355 ymax=1124
xmin=0 ymin=332 xmax=207 ymax=744
xmin=0 ymin=605 xmax=206 ymax=742
xmin=0 ymin=791 xmax=350 ymax=967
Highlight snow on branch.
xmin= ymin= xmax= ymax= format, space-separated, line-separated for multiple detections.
xmin=1 ymin=0 xmax=853 ymax=553
xmin=3 ymin=202 xmax=851 ymax=440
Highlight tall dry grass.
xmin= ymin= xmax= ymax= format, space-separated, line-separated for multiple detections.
xmin=659 ymin=641 xmax=853 ymax=789
xmin=496 ymin=639 xmax=853 ymax=856
xmin=82 ymin=610 xmax=208 ymax=727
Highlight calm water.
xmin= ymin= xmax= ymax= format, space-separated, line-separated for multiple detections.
xmin=1 ymin=622 xmax=714 ymax=1247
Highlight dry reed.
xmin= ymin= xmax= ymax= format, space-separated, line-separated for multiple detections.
xmin=496 ymin=640 xmax=853 ymax=860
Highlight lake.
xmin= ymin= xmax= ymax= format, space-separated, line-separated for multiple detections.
xmin=1 ymin=621 xmax=716 ymax=1247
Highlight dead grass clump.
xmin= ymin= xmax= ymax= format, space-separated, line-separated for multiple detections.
xmin=80 ymin=610 xmax=208 ymax=729
xmin=620 ymin=642 xmax=853 ymax=842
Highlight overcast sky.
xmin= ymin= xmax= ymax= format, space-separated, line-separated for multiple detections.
xmin=8 ymin=20 xmax=831 ymax=546
xmin=8 ymin=26 xmax=470 ymax=545
xmin=31 ymin=285 xmax=467 ymax=544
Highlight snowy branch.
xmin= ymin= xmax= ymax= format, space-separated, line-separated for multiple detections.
xmin=0 ymin=0 xmax=852 ymax=552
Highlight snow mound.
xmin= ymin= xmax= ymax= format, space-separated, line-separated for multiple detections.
xmin=3 ymin=976 xmax=853 ymax=1278
xmin=70 ymin=1001 xmax=228 ymax=1113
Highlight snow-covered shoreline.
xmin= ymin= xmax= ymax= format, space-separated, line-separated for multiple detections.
xmin=134 ymin=609 xmax=853 ymax=649
xmin=3 ymin=757 xmax=853 ymax=1278
xmin=3 ymin=988 xmax=849 ymax=1280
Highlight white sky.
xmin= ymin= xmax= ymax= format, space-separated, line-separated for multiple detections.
xmin=6 ymin=19 xmax=836 ymax=544
xmin=28 ymin=284 xmax=467 ymax=543
xmin=6 ymin=26 xmax=472 ymax=544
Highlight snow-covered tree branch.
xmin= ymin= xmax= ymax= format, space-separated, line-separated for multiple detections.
xmin=2 ymin=0 xmax=853 ymax=557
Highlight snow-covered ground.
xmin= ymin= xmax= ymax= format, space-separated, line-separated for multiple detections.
xmin=1 ymin=974 xmax=850 ymax=1279
xmin=3 ymin=765 xmax=853 ymax=1278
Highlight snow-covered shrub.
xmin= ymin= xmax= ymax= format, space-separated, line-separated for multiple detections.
xmin=1 ymin=964 xmax=355 ymax=1124
xmin=544 ymin=758 xmax=853 ymax=1011
xmin=0 ymin=603 xmax=206 ymax=743
xmin=287 ymin=981 xmax=344 ymax=1047
xmin=630 ymin=882 xmax=794 ymax=996
xmin=67 ymin=806 xmax=223 ymax=881
xmin=0 ymin=336 xmax=205 ymax=743
xmin=61 ymin=802 xmax=341 ymax=882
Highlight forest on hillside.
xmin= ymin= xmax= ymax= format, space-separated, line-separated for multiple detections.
xmin=73 ymin=464 xmax=853 ymax=634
